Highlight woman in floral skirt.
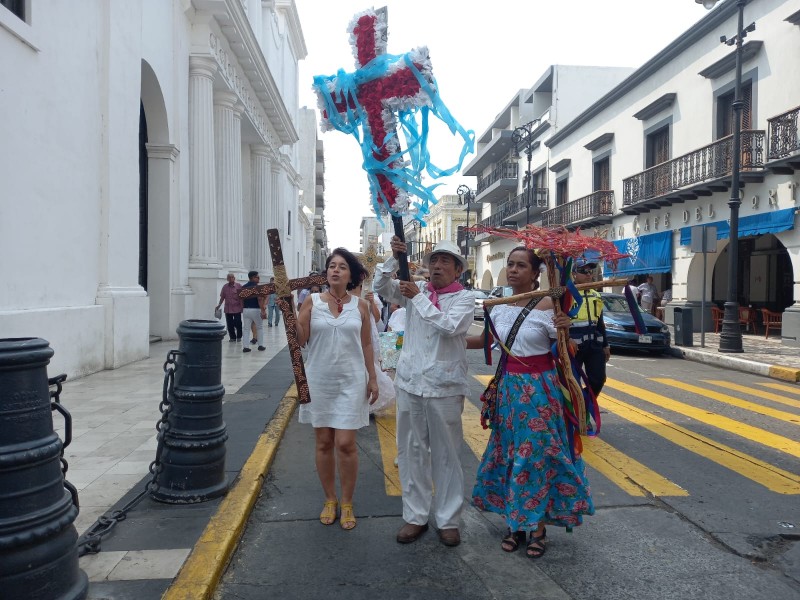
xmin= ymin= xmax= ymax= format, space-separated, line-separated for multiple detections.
xmin=467 ymin=247 xmax=594 ymax=558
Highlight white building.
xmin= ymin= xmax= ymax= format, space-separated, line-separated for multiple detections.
xmin=463 ymin=66 xmax=635 ymax=289
xmin=465 ymin=0 xmax=800 ymax=346
xmin=297 ymin=107 xmax=328 ymax=274
xmin=543 ymin=0 xmax=799 ymax=346
xmin=359 ymin=216 xmax=393 ymax=254
xmin=0 ymin=0 xmax=312 ymax=378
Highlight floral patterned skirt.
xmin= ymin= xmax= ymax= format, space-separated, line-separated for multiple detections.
xmin=472 ymin=366 xmax=594 ymax=532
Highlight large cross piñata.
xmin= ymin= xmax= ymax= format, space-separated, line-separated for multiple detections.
xmin=313 ymin=6 xmax=473 ymax=281
xmin=239 ymin=229 xmax=327 ymax=404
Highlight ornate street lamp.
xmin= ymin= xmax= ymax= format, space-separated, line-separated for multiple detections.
xmin=456 ymin=184 xmax=475 ymax=257
xmin=512 ymin=121 xmax=537 ymax=225
xmin=697 ymin=0 xmax=754 ymax=353
xmin=457 ymin=184 xmax=475 ymax=287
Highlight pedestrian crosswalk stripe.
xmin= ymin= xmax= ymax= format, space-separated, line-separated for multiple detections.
xmin=471 ymin=375 xmax=685 ymax=497
xmin=582 ymin=437 xmax=688 ymax=497
xmin=703 ymin=380 xmax=800 ymax=410
xmin=605 ymin=379 xmax=800 ymax=459
xmin=601 ymin=393 xmax=800 ymax=495
xmin=374 ymin=415 xmax=402 ymax=497
xmin=756 ymin=382 xmax=800 ymax=397
xmin=653 ymin=378 xmax=800 ymax=425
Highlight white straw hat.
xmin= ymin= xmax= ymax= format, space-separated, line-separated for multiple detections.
xmin=423 ymin=240 xmax=468 ymax=271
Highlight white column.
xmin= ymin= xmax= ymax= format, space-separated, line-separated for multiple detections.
xmin=251 ymin=145 xmax=272 ymax=274
xmin=189 ymin=56 xmax=220 ymax=268
xmin=214 ymin=90 xmax=244 ymax=269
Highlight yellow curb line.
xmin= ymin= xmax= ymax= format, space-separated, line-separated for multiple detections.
xmin=161 ymin=384 xmax=299 ymax=600
xmin=769 ymin=365 xmax=800 ymax=383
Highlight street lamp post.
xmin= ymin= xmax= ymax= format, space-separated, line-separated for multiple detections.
xmin=697 ymin=0 xmax=753 ymax=353
xmin=457 ymin=184 xmax=475 ymax=286
xmin=512 ymin=121 xmax=537 ymax=226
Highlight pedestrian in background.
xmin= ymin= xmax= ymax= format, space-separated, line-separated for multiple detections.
xmin=571 ymin=259 xmax=610 ymax=397
xmin=267 ymin=276 xmax=280 ymax=327
xmin=466 ymin=247 xmax=591 ymax=559
xmin=375 ymin=238 xmax=474 ymax=548
xmin=295 ymin=249 xmax=378 ymax=531
xmin=216 ymin=273 xmax=243 ymax=342
xmin=638 ymin=276 xmax=658 ymax=315
xmin=241 ymin=271 xmax=266 ymax=353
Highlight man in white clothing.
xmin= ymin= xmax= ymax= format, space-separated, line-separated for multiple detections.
xmin=374 ymin=237 xmax=474 ymax=548
xmin=638 ymin=276 xmax=658 ymax=314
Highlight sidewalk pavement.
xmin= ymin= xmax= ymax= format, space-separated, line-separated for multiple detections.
xmin=49 ymin=320 xmax=798 ymax=599
xmin=668 ymin=330 xmax=800 ymax=382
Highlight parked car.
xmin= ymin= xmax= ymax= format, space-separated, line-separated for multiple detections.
xmin=471 ymin=289 xmax=491 ymax=320
xmin=600 ymin=293 xmax=671 ymax=354
xmin=490 ymin=286 xmax=513 ymax=299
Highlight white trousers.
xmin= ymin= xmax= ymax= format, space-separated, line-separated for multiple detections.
xmin=241 ymin=308 xmax=264 ymax=348
xmin=396 ymin=388 xmax=465 ymax=529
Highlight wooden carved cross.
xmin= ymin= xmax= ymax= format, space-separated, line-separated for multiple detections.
xmin=355 ymin=241 xmax=382 ymax=298
xmin=239 ymin=229 xmax=327 ymax=404
xmin=320 ymin=7 xmax=435 ymax=281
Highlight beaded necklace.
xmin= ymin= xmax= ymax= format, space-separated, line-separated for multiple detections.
xmin=329 ymin=290 xmax=349 ymax=314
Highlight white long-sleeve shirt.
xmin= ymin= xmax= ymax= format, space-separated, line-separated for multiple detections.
xmin=374 ymin=257 xmax=474 ymax=397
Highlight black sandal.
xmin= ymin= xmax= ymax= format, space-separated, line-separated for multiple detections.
xmin=500 ymin=529 xmax=526 ymax=553
xmin=526 ymin=527 xmax=547 ymax=559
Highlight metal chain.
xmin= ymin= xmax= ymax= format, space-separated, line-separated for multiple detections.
xmin=77 ymin=350 xmax=182 ymax=557
xmin=50 ymin=374 xmax=80 ymax=509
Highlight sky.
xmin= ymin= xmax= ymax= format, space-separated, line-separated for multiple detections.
xmin=295 ymin=0 xmax=718 ymax=250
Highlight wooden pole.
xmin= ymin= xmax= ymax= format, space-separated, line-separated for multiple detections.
xmin=483 ymin=277 xmax=630 ymax=307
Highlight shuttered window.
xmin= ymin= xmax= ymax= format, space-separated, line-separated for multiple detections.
xmin=1 ymin=0 xmax=24 ymax=20
xmin=556 ymin=179 xmax=569 ymax=206
xmin=717 ymin=81 xmax=753 ymax=138
xmin=646 ymin=126 xmax=670 ymax=168
xmin=593 ymin=157 xmax=610 ymax=191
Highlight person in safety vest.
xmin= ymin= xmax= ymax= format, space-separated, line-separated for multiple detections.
xmin=570 ymin=258 xmax=610 ymax=396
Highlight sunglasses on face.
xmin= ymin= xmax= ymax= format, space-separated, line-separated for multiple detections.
xmin=575 ymin=267 xmax=593 ymax=275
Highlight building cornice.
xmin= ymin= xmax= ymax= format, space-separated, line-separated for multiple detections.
xmin=193 ymin=0 xmax=298 ymax=146
xmin=274 ymin=0 xmax=307 ymax=59
xmin=698 ymin=40 xmax=763 ymax=79
xmin=583 ymin=133 xmax=614 ymax=151
xmin=546 ymin=0 xmax=739 ymax=149
xmin=633 ymin=93 xmax=676 ymax=120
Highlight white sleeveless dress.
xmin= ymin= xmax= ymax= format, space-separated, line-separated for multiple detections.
xmin=299 ymin=293 xmax=369 ymax=429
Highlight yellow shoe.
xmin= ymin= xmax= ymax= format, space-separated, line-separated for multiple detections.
xmin=320 ymin=500 xmax=338 ymax=525
xmin=340 ymin=503 xmax=356 ymax=530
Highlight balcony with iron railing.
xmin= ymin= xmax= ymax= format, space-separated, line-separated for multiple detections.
xmin=471 ymin=188 xmax=548 ymax=243
xmin=540 ymin=190 xmax=614 ymax=229
xmin=622 ymin=130 xmax=766 ymax=213
xmin=475 ymin=161 xmax=518 ymax=204
xmin=767 ymin=105 xmax=800 ymax=169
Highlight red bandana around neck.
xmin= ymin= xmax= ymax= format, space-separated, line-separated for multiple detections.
xmin=427 ymin=281 xmax=464 ymax=309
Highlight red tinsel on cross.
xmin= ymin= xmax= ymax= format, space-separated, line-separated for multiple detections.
xmin=470 ymin=224 xmax=629 ymax=266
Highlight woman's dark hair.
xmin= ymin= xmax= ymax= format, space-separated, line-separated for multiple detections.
xmin=508 ymin=246 xmax=543 ymax=272
xmin=325 ymin=248 xmax=369 ymax=291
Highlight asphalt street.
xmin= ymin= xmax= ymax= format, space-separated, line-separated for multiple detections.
xmin=216 ymin=339 xmax=800 ymax=600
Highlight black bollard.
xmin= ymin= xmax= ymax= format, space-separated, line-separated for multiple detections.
xmin=0 ymin=338 xmax=88 ymax=600
xmin=151 ymin=319 xmax=229 ymax=504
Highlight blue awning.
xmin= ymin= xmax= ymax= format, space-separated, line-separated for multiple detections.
xmin=603 ymin=230 xmax=672 ymax=277
xmin=680 ymin=207 xmax=797 ymax=245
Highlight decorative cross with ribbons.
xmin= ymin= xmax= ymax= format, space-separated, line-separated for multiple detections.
xmin=355 ymin=241 xmax=382 ymax=298
xmin=239 ymin=229 xmax=327 ymax=404
xmin=313 ymin=6 xmax=473 ymax=281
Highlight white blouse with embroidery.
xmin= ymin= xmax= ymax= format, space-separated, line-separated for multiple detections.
xmin=491 ymin=304 xmax=557 ymax=357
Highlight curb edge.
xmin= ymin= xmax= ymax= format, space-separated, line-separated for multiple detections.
xmin=670 ymin=347 xmax=800 ymax=382
xmin=161 ymin=384 xmax=299 ymax=600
